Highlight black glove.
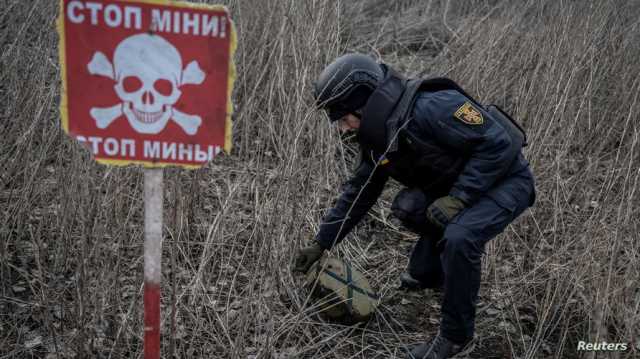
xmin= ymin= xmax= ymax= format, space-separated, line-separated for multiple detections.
xmin=426 ymin=195 xmax=466 ymax=229
xmin=293 ymin=242 xmax=325 ymax=273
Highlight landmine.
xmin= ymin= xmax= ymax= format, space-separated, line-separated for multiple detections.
xmin=305 ymin=256 xmax=379 ymax=324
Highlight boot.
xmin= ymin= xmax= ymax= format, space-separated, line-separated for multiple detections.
xmin=399 ymin=271 xmax=424 ymax=291
xmin=407 ymin=332 xmax=471 ymax=359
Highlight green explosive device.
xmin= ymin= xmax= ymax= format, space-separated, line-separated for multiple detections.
xmin=305 ymin=256 xmax=379 ymax=324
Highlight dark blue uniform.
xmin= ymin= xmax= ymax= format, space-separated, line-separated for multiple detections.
xmin=315 ymin=89 xmax=536 ymax=343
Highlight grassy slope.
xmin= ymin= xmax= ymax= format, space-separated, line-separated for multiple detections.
xmin=1 ymin=0 xmax=638 ymax=358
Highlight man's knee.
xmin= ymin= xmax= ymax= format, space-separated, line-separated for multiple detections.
xmin=391 ymin=188 xmax=429 ymax=232
xmin=441 ymin=224 xmax=484 ymax=263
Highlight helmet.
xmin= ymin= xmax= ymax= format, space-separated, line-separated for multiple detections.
xmin=313 ymin=53 xmax=383 ymax=121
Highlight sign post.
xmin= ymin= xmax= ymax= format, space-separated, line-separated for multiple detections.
xmin=57 ymin=0 xmax=237 ymax=357
xmin=143 ymin=168 xmax=163 ymax=358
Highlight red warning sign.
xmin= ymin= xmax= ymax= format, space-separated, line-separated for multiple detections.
xmin=57 ymin=0 xmax=236 ymax=168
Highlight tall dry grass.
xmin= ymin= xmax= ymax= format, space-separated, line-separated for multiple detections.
xmin=1 ymin=0 xmax=639 ymax=358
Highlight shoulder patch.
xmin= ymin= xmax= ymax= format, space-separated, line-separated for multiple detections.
xmin=454 ymin=102 xmax=483 ymax=125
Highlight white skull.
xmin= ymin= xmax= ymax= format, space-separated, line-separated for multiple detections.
xmin=113 ymin=34 xmax=182 ymax=134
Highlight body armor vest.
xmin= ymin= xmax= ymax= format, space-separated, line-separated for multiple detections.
xmin=358 ymin=67 xmax=527 ymax=195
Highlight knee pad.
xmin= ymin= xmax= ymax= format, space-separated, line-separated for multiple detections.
xmin=391 ymin=188 xmax=429 ymax=232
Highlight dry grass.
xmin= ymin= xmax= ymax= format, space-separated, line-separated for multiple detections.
xmin=1 ymin=0 xmax=639 ymax=358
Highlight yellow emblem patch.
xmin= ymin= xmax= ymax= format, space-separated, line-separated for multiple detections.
xmin=454 ymin=102 xmax=484 ymax=125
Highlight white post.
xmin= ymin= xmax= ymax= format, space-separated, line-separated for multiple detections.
xmin=143 ymin=168 xmax=163 ymax=359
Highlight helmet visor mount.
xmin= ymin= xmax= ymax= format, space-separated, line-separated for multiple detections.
xmin=326 ymin=104 xmax=350 ymax=122
xmin=321 ymin=86 xmax=372 ymax=122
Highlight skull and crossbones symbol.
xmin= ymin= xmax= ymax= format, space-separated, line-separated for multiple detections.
xmin=87 ymin=33 xmax=205 ymax=135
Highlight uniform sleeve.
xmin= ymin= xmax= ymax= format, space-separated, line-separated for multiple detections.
xmin=413 ymin=90 xmax=520 ymax=205
xmin=315 ymin=151 xmax=388 ymax=249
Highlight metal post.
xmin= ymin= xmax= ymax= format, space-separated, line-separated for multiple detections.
xmin=143 ymin=168 xmax=163 ymax=359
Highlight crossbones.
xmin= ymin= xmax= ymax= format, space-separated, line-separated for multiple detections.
xmin=87 ymin=33 xmax=205 ymax=135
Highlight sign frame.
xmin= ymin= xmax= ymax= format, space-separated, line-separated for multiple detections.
xmin=57 ymin=0 xmax=237 ymax=169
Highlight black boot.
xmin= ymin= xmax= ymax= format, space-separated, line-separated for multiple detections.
xmin=407 ymin=333 xmax=470 ymax=359
xmin=399 ymin=272 xmax=424 ymax=291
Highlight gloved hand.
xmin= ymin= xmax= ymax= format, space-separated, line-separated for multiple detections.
xmin=293 ymin=242 xmax=325 ymax=273
xmin=426 ymin=195 xmax=466 ymax=229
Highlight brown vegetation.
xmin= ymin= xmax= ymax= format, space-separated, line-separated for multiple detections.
xmin=1 ymin=0 xmax=639 ymax=358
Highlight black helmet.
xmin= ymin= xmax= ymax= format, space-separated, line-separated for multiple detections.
xmin=314 ymin=53 xmax=383 ymax=121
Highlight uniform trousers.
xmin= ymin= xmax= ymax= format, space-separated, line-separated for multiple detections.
xmin=390 ymin=168 xmax=535 ymax=342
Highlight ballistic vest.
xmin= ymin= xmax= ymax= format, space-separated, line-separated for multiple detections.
xmin=358 ymin=68 xmax=527 ymax=195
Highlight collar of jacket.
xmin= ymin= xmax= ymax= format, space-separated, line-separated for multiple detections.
xmin=358 ymin=65 xmax=408 ymax=156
